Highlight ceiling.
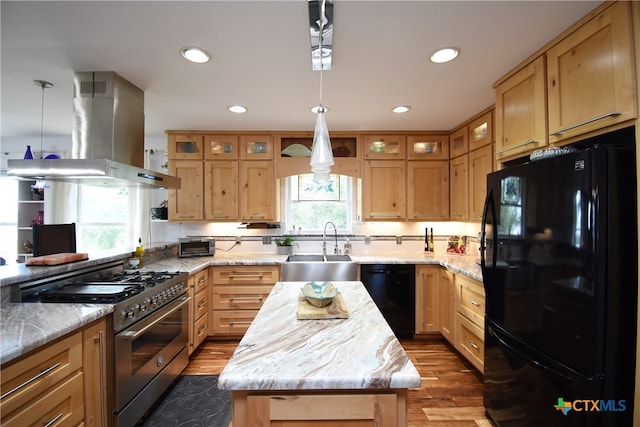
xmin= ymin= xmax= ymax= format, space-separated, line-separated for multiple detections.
xmin=1 ymin=1 xmax=599 ymax=143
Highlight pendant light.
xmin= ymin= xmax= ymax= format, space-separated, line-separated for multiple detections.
xmin=309 ymin=0 xmax=334 ymax=182
xmin=34 ymin=79 xmax=53 ymax=159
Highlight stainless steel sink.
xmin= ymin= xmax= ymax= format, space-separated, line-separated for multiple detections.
xmin=282 ymin=254 xmax=357 ymax=281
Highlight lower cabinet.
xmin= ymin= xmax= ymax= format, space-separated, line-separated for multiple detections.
xmin=454 ymin=274 xmax=485 ymax=373
xmin=188 ymin=269 xmax=209 ymax=355
xmin=0 ymin=318 xmax=108 ymax=427
xmin=415 ymin=265 xmax=440 ymax=334
xmin=438 ymin=268 xmax=456 ymax=345
xmin=210 ymin=265 xmax=279 ymax=337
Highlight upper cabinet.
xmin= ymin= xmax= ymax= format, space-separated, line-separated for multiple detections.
xmin=204 ymin=135 xmax=239 ymax=160
xmin=240 ymin=135 xmax=274 ymax=160
xmin=449 ymin=126 xmax=468 ymax=158
xmin=468 ymin=111 xmax=493 ymax=151
xmin=168 ymin=134 xmax=204 ymax=160
xmin=547 ymin=1 xmax=636 ymax=143
xmin=407 ymin=134 xmax=449 ymax=160
xmin=362 ymin=160 xmax=406 ymax=221
xmin=362 ymin=135 xmax=406 ymax=160
xmin=494 ymin=56 xmax=547 ymax=162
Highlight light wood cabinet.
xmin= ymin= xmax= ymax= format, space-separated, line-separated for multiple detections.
xmin=407 ymin=134 xmax=449 ymax=160
xmin=82 ymin=318 xmax=108 ymax=427
xmin=204 ymin=134 xmax=239 ymax=160
xmin=407 ymin=161 xmax=449 ymax=220
xmin=362 ymin=134 xmax=406 ymax=160
xmin=362 ymin=160 xmax=406 ymax=221
xmin=547 ymin=1 xmax=636 ymax=143
xmin=210 ymin=265 xmax=279 ymax=337
xmin=455 ymin=274 xmax=485 ymax=373
xmin=1 ymin=319 xmax=108 ymax=427
xmin=449 ymin=126 xmax=468 ymax=158
xmin=415 ymin=265 xmax=440 ymax=334
xmin=468 ymin=144 xmax=493 ymax=221
xmin=16 ymin=180 xmax=44 ymax=263
xmin=188 ymin=269 xmax=209 ymax=355
xmin=449 ymin=154 xmax=468 ymax=220
xmin=204 ymin=160 xmax=238 ymax=221
xmin=239 ymin=160 xmax=277 ymax=222
xmin=469 ymin=111 xmax=493 ymax=151
xmin=168 ymin=134 xmax=204 ymax=160
xmin=439 ymin=268 xmax=455 ymax=345
xmin=240 ymin=135 xmax=274 ymax=160
xmin=168 ymin=160 xmax=203 ymax=221
xmin=494 ymin=55 xmax=547 ymax=161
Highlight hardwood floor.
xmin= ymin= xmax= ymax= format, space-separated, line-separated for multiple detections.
xmin=184 ymin=336 xmax=494 ymax=426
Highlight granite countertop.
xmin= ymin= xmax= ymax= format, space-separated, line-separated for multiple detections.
xmin=0 ymin=303 xmax=112 ymax=365
xmin=218 ymin=281 xmax=422 ymax=391
xmin=0 ymin=249 xmax=482 ymax=366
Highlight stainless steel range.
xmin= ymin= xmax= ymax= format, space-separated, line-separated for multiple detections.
xmin=20 ymin=261 xmax=190 ymax=427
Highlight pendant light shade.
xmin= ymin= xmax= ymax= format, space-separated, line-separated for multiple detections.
xmin=310 ymin=106 xmax=334 ymax=181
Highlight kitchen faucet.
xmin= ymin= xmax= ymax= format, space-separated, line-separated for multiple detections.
xmin=322 ymin=221 xmax=339 ymax=255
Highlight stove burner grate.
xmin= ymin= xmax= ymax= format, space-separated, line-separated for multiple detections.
xmin=41 ymin=283 xmax=144 ymax=304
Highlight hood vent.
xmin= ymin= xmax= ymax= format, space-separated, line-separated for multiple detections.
xmin=8 ymin=71 xmax=180 ymax=189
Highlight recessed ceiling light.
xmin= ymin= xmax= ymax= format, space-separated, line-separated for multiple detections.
xmin=180 ymin=46 xmax=211 ymax=64
xmin=310 ymin=105 xmax=329 ymax=114
xmin=392 ymin=105 xmax=411 ymax=113
xmin=430 ymin=47 xmax=460 ymax=64
xmin=228 ymin=105 xmax=247 ymax=114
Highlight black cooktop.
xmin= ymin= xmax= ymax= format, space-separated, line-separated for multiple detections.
xmin=41 ymin=283 xmax=143 ymax=304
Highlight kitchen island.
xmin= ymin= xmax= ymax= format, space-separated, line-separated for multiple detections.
xmin=218 ymin=281 xmax=421 ymax=426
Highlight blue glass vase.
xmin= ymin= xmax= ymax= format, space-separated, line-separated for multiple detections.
xmin=24 ymin=145 xmax=34 ymax=159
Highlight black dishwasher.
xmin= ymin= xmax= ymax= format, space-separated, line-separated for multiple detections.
xmin=360 ymin=264 xmax=415 ymax=338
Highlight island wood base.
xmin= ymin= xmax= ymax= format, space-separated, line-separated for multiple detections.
xmin=231 ymin=388 xmax=408 ymax=427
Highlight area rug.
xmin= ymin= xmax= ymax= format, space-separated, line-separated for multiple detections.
xmin=139 ymin=375 xmax=231 ymax=427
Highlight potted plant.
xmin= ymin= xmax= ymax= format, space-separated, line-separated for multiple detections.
xmin=275 ymin=236 xmax=296 ymax=255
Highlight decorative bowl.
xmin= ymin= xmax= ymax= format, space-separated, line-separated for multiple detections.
xmin=301 ymin=281 xmax=337 ymax=308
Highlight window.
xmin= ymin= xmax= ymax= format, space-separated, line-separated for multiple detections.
xmin=284 ymin=174 xmax=353 ymax=233
xmin=0 ymin=178 xmax=18 ymax=262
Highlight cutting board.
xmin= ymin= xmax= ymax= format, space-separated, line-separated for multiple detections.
xmin=27 ymin=252 xmax=89 ymax=266
xmin=297 ymin=292 xmax=349 ymax=320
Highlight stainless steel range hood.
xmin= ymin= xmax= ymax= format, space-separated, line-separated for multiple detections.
xmin=8 ymin=71 xmax=180 ymax=189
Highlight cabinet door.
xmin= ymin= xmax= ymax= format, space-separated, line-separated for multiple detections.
xmin=547 ymin=1 xmax=636 ymax=142
xmin=82 ymin=318 xmax=108 ymax=427
xmin=168 ymin=134 xmax=204 ymax=160
xmin=204 ymin=134 xmax=239 ymax=160
xmin=204 ymin=161 xmax=238 ymax=221
xmin=468 ymin=145 xmax=493 ymax=221
xmin=439 ymin=269 xmax=455 ymax=345
xmin=362 ymin=160 xmax=406 ymax=221
xmin=449 ymin=154 xmax=468 ymax=220
xmin=362 ymin=135 xmax=406 ymax=159
xmin=468 ymin=111 xmax=493 ymax=151
xmin=240 ymin=135 xmax=274 ymax=160
xmin=407 ymin=161 xmax=449 ymax=220
xmin=239 ymin=161 xmax=276 ymax=221
xmin=494 ymin=56 xmax=547 ymax=161
xmin=449 ymin=126 xmax=468 ymax=158
xmin=407 ymin=134 xmax=449 ymax=160
xmin=415 ymin=266 xmax=440 ymax=334
xmin=168 ymin=160 xmax=203 ymax=221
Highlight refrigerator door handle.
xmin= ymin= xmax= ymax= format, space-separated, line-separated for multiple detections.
xmin=480 ymin=187 xmax=497 ymax=273
xmin=489 ymin=323 xmax=574 ymax=385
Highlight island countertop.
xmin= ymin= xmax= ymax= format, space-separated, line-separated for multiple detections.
xmin=218 ymin=281 xmax=421 ymax=391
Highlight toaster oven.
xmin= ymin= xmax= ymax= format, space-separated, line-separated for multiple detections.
xmin=178 ymin=237 xmax=215 ymax=257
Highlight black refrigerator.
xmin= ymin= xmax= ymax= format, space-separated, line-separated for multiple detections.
xmin=481 ymin=134 xmax=637 ymax=427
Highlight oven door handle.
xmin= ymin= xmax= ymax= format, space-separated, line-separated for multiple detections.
xmin=119 ymin=296 xmax=190 ymax=340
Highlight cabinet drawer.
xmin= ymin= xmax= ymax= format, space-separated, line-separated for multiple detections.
xmin=457 ymin=313 xmax=484 ymax=372
xmin=212 ymin=310 xmax=260 ymax=335
xmin=195 ymin=288 xmax=208 ymax=319
xmin=2 ymin=370 xmax=84 ymax=427
xmin=212 ymin=266 xmax=279 ymax=285
xmin=194 ymin=269 xmax=209 ymax=294
xmin=213 ymin=285 xmax=273 ymax=310
xmin=194 ymin=313 xmax=208 ymax=350
xmin=1 ymin=332 xmax=82 ymax=416
xmin=459 ymin=284 xmax=485 ymax=327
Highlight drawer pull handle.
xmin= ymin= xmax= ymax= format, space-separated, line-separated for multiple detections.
xmin=495 ymin=139 xmax=539 ymax=154
xmin=43 ymin=413 xmax=63 ymax=427
xmin=470 ymin=300 xmax=481 ymax=308
xmin=198 ymin=300 xmax=207 ymax=309
xmin=198 ymin=277 xmax=207 ymax=284
xmin=469 ymin=341 xmax=480 ymax=350
xmin=369 ymin=213 xmax=402 ymax=218
xmin=229 ymin=296 xmax=263 ymax=301
xmin=198 ymin=325 xmax=208 ymax=335
xmin=550 ymin=111 xmax=621 ymax=136
xmin=229 ymin=321 xmax=253 ymax=325
xmin=0 ymin=362 xmax=61 ymax=400
xmin=228 ymin=274 xmax=264 ymax=280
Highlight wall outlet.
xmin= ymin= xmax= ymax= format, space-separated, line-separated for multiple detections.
xmin=396 ymin=236 xmax=402 ymax=244
xmin=365 ymin=236 xmax=371 ymax=245
xmin=235 ymin=236 xmax=242 ymax=244
xmin=262 ymin=236 xmax=272 ymax=245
